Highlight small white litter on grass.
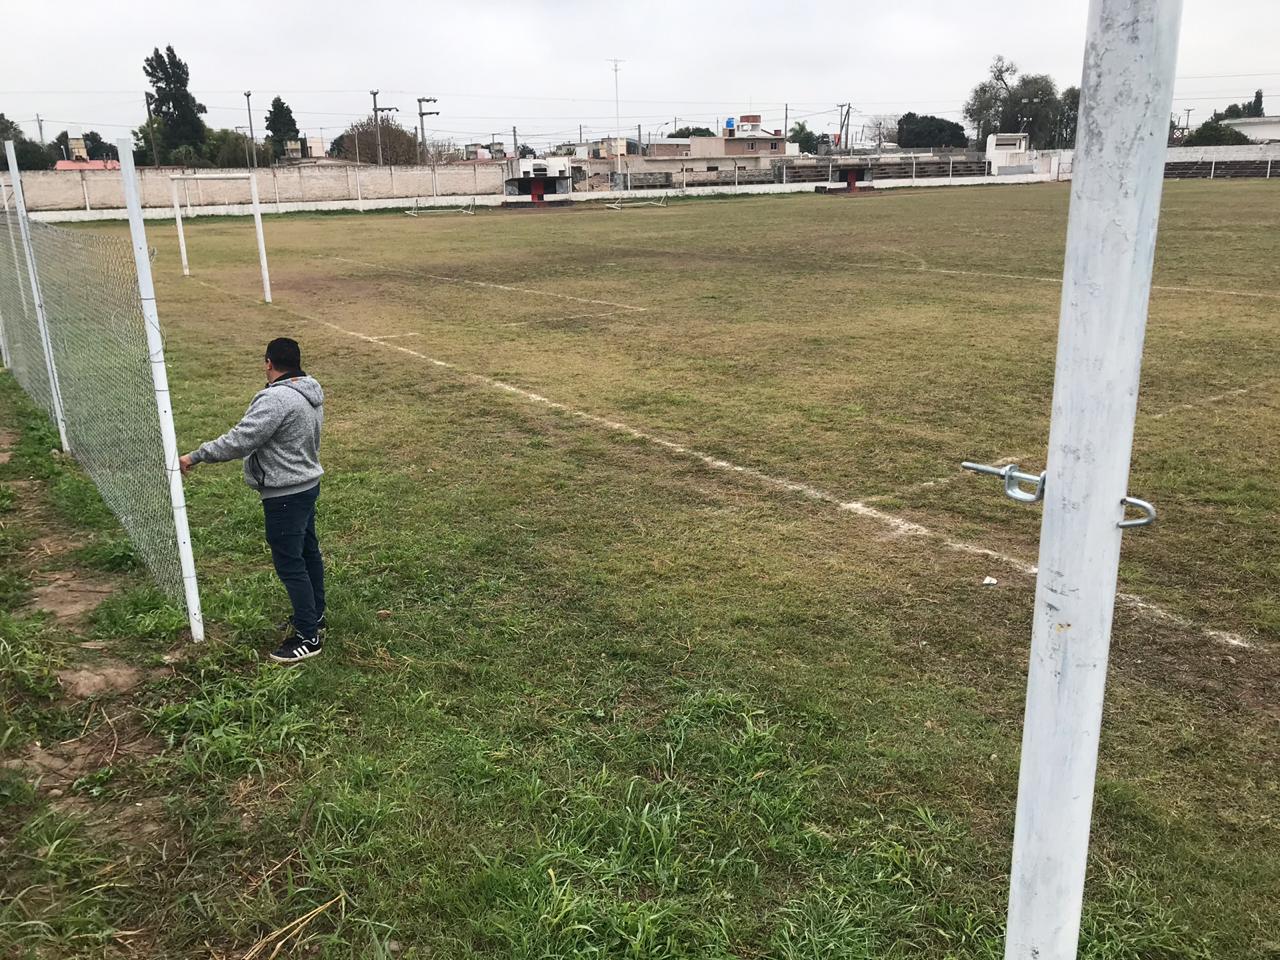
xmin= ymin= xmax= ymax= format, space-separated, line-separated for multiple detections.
xmin=983 ymin=576 xmax=999 ymax=586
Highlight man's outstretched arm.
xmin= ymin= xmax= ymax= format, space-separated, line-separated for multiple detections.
xmin=180 ymin=394 xmax=284 ymax=474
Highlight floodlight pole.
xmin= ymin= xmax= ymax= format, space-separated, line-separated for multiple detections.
xmin=118 ymin=141 xmax=205 ymax=644
xmin=371 ymin=90 xmax=382 ymax=165
xmin=1003 ymin=3 xmax=1182 ymax=959
xmin=4 ymin=140 xmax=69 ymax=452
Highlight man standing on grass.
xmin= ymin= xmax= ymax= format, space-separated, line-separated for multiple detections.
xmin=179 ymin=338 xmax=327 ymax=664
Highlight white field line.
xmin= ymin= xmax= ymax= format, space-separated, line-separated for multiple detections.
xmin=366 ymin=333 xmax=422 ymax=341
xmin=863 ymin=455 xmax=1025 ymax=504
xmin=1147 ymin=382 xmax=1271 ymax=420
xmin=329 ymin=255 xmax=648 ymax=313
xmin=193 ymin=277 xmax=1252 ymax=651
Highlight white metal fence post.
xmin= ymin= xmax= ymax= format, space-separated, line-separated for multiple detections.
xmin=0 ymin=183 xmax=11 ymax=368
xmin=1209 ymin=158 xmax=1215 ymax=179
xmin=4 ymin=141 xmax=70 ymax=452
xmin=1003 ymin=3 xmax=1182 ymax=959
xmin=117 ymin=142 xmax=205 ymax=643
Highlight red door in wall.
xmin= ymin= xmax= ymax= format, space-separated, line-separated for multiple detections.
xmin=530 ymin=179 xmax=545 ymax=205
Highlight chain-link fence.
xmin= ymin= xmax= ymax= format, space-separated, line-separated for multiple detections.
xmin=0 ymin=199 xmax=57 ymax=420
xmin=1 ymin=149 xmax=202 ymax=638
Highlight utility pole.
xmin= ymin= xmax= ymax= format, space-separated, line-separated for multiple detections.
xmin=579 ymin=124 xmax=583 ymax=144
xmin=417 ymin=97 xmax=438 ymax=165
xmin=371 ymin=96 xmax=399 ymax=166
xmin=143 ymin=94 xmax=160 ymax=167
xmin=35 ymin=113 xmax=44 ymax=144
xmin=244 ymin=92 xmax=256 ymax=168
xmin=513 ymin=125 xmax=518 ymax=159
xmin=784 ymin=103 xmax=789 ymax=138
xmin=608 ymin=58 xmax=624 ymax=180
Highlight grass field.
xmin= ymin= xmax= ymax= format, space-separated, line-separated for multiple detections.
xmin=2 ymin=181 xmax=1277 ymax=958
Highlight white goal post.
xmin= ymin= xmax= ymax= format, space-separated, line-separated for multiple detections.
xmin=170 ymin=173 xmax=272 ymax=303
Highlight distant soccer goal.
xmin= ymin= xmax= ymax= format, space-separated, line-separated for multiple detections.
xmin=1 ymin=140 xmax=204 ymax=640
xmin=606 ymin=194 xmax=668 ymax=211
xmin=404 ymin=197 xmax=476 ymax=217
xmin=170 ymin=172 xmax=272 ymax=303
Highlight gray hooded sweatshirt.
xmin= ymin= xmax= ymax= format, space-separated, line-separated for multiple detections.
xmin=188 ymin=374 xmax=324 ymax=499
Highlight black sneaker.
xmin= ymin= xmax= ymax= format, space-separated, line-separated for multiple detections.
xmin=277 ymin=615 xmax=328 ymax=641
xmin=269 ymin=634 xmax=323 ymax=664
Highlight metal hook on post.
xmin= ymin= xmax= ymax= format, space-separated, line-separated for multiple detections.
xmin=961 ymin=460 xmax=1157 ymax=530
xmin=961 ymin=461 xmax=1046 ymax=504
xmin=1118 ymin=495 xmax=1157 ymax=528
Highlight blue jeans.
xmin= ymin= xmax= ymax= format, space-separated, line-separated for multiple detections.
xmin=263 ymin=483 xmax=325 ymax=638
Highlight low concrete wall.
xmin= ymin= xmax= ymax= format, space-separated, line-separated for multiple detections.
xmin=870 ymin=172 xmax=1066 ymax=190
xmin=18 ymin=163 xmax=506 ymax=212
xmin=32 ymin=181 xmax=840 ymax=222
xmin=1165 ymin=144 xmax=1280 ymax=162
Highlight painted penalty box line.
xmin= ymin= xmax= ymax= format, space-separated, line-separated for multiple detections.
xmin=191 ymin=278 xmax=1255 ymax=651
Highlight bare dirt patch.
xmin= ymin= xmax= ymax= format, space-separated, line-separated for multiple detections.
xmin=57 ymin=662 xmax=146 ymax=699
xmin=28 ymin=570 xmax=116 ymax=621
xmin=25 ymin=531 xmax=82 ymax=561
xmin=1 ymin=714 xmax=162 ymax=794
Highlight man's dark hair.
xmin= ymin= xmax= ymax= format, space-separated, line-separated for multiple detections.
xmin=265 ymin=337 xmax=302 ymax=371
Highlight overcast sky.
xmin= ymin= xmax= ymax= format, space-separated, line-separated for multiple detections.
xmin=3 ymin=1 xmax=1277 ymax=151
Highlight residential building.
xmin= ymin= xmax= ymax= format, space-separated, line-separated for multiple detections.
xmin=1221 ymin=117 xmax=1280 ymax=143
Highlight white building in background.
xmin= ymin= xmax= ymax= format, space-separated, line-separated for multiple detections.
xmin=1221 ymin=117 xmax=1280 ymax=143
xmin=985 ymin=132 xmax=1031 ymax=173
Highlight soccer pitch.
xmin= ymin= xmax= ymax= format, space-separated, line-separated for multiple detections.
xmin=5 ymin=182 xmax=1277 ymax=956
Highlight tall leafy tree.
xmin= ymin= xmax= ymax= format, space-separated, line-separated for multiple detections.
xmin=672 ymin=126 xmax=715 ymax=138
xmin=964 ymin=56 xmax=1018 ymax=144
xmin=0 ymin=115 xmax=53 ymax=169
xmin=1219 ymin=89 xmax=1264 ymax=120
xmin=1056 ymin=87 xmax=1080 ymax=147
xmin=897 ymin=113 xmax=968 ymax=148
xmin=82 ymin=131 xmax=116 ymax=161
xmin=0 ymin=113 xmax=23 ymax=142
xmin=1001 ymin=74 xmax=1059 ymax=148
xmin=1184 ymin=118 xmax=1253 ymax=146
xmin=142 ymin=45 xmax=207 ymax=151
xmin=330 ymin=115 xmax=418 ymax=165
xmin=787 ymin=120 xmax=819 ymax=154
xmin=264 ymin=96 xmax=299 ymax=157
xmin=133 ymin=115 xmax=167 ymax=165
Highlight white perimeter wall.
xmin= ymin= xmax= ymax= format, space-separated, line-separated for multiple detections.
xmin=15 ymin=163 xmax=506 ymax=212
